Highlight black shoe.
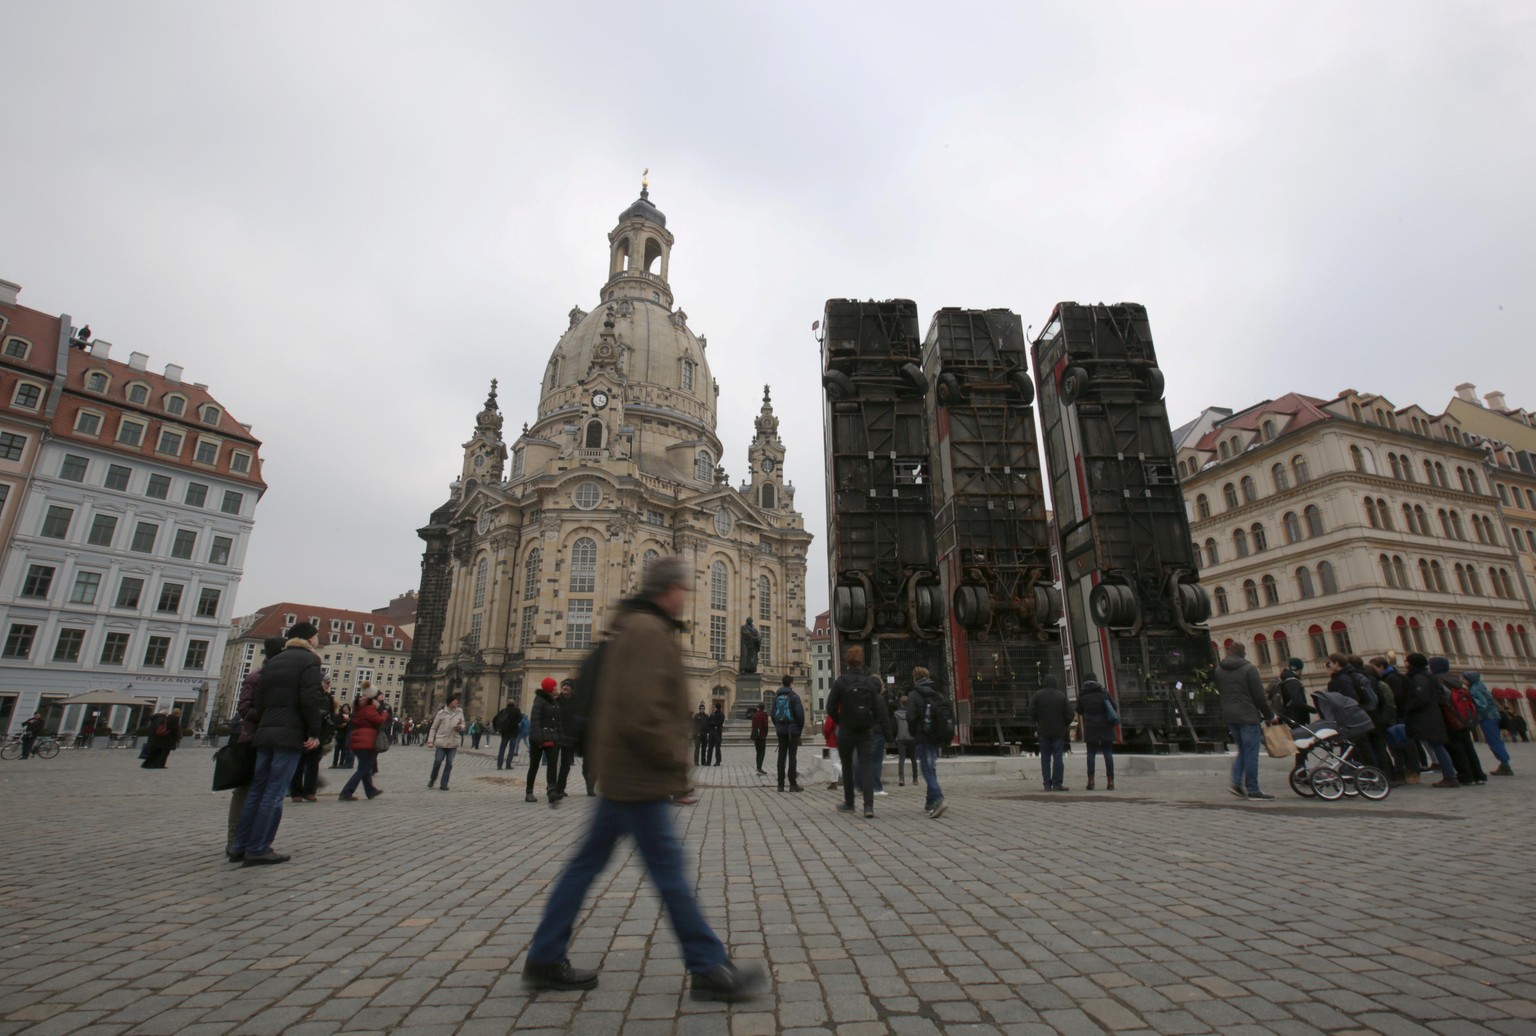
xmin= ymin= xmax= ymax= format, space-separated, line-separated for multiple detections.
xmin=226 ymin=850 xmax=245 ymax=862
xmin=525 ymin=793 xmax=538 ymax=803
xmin=788 ymin=784 xmax=803 ymax=793
xmin=522 ymin=958 xmax=598 ymax=991
xmin=690 ymin=962 xmax=766 ymax=1002
xmin=777 ymin=786 xmax=785 ymax=792
xmin=1228 ymin=784 xmax=1247 ymax=799
xmin=836 ymin=803 xmax=854 ymax=812
xmin=863 ymin=809 xmax=875 ymax=818
xmin=241 ymin=851 xmax=291 ymax=866
xmin=1246 ymin=792 xmax=1276 ymax=801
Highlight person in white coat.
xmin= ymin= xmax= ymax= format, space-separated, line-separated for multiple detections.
xmin=428 ymin=693 xmax=466 ymax=791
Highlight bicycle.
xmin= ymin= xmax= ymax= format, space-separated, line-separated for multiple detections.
xmin=1 ymin=734 xmax=61 ymax=760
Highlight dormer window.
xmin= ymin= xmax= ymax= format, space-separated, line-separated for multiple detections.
xmin=3 ymin=336 xmax=31 ymax=360
xmin=86 ymin=371 xmax=109 ymax=392
xmin=201 ymin=405 xmax=220 ymax=425
xmin=12 ymin=382 xmax=42 ymax=409
xmin=164 ymin=394 xmax=186 ymax=416
xmin=127 ymin=383 xmax=149 ymax=405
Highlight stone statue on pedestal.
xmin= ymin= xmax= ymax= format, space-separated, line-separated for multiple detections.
xmin=739 ymin=618 xmax=760 ymax=674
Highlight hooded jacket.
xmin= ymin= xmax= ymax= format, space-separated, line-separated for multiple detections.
xmin=1463 ymin=673 xmax=1498 ymax=721
xmin=251 ymin=639 xmax=328 ymax=751
xmin=1215 ymin=654 xmax=1274 ymax=725
xmin=1030 ymin=676 xmax=1074 ymax=740
xmin=1075 ymin=680 xmax=1115 ymax=744
xmin=1402 ymin=662 xmax=1448 ymax=743
xmin=529 ymin=689 xmax=559 ymax=747
xmin=772 ymin=686 xmax=805 ymax=738
xmin=588 ymin=596 xmax=692 ymax=802
xmin=906 ymin=677 xmax=946 ymax=745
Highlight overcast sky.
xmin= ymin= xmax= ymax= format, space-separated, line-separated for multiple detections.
xmin=4 ymin=1 xmax=1533 ymax=625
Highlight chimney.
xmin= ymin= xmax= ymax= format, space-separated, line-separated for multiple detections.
xmin=1455 ymin=382 xmax=1480 ymax=404
xmin=0 ymin=279 xmax=19 ymax=307
xmin=128 ymin=351 xmax=148 ymax=371
xmin=90 ymin=341 xmax=112 ymax=360
xmin=164 ymin=363 xmax=183 ymax=383
xmin=1485 ymin=391 xmax=1508 ymax=412
xmin=193 ymin=382 xmax=208 ymax=390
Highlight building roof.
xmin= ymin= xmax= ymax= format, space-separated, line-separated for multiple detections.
xmin=810 ymin=610 xmax=830 ymax=638
xmin=234 ymin=602 xmax=414 ymax=650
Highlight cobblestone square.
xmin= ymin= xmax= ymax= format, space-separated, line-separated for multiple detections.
xmin=2 ymin=742 xmax=1533 ymax=1034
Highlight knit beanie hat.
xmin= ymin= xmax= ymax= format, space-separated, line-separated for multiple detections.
xmin=263 ymin=636 xmax=287 ymax=660
xmin=287 ymin=621 xmax=319 ymax=641
xmin=540 ymin=677 xmax=558 ymax=691
xmin=1287 ymin=657 xmax=1304 ymax=670
xmin=1429 ymin=656 xmax=1451 ymax=674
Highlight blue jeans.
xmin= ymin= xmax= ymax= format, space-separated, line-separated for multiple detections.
xmin=1086 ymin=741 xmax=1114 ymax=779
xmin=341 ymin=750 xmax=380 ymax=798
xmin=233 ymin=747 xmax=302 ymax=855
xmin=497 ymin=735 xmax=516 ymax=768
xmin=916 ymin=742 xmax=943 ymax=809
xmin=1229 ymin=723 xmax=1262 ymax=794
xmin=1040 ymin=737 xmax=1066 ymax=788
xmin=528 ymin=798 xmax=728 ymax=974
xmin=430 ymin=746 xmax=457 ymax=787
xmin=1479 ymin=718 xmax=1511 ymax=766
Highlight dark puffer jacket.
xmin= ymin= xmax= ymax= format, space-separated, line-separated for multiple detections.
xmin=1402 ymin=663 xmax=1448 ymax=743
xmin=529 ymin=689 xmax=559 ymax=747
xmin=250 ymin=640 xmax=327 ymax=751
xmin=1075 ymin=680 xmax=1116 ymax=744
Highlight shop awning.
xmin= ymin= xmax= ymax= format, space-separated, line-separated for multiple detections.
xmin=1526 ymin=689 xmax=1536 ymax=702
xmin=1492 ymin=688 xmax=1516 ymax=700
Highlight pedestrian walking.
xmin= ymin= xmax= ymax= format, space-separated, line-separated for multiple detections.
xmin=1432 ymin=659 xmax=1486 ymax=785
xmin=428 ymin=693 xmax=466 ymax=790
xmin=750 ymin=704 xmax=769 ymax=774
xmin=140 ymin=708 xmax=183 ymax=769
xmin=826 ymin=644 xmax=887 ymax=819
xmin=1076 ymin=675 xmax=1116 ymax=791
xmin=338 ymin=688 xmax=390 ymax=801
xmin=906 ymin=667 xmax=948 ymax=818
xmin=894 ymin=695 xmax=918 ymax=787
xmin=1464 ymin=671 xmax=1513 ymax=776
xmin=1403 ymin=652 xmax=1460 ymax=786
xmin=525 ymin=678 xmax=561 ymax=804
xmin=1030 ymin=675 xmax=1072 ymax=791
xmin=330 ymin=704 xmax=353 ymax=768
xmin=226 ymin=638 xmax=285 ymax=855
xmin=231 ymin=622 xmax=327 ymax=864
xmin=707 ymin=703 xmax=725 ymax=766
xmin=1215 ymin=642 xmax=1280 ymax=800
xmin=822 ymin=712 xmax=841 ymax=788
xmin=521 ymin=555 xmax=766 ymax=1001
xmin=494 ymin=700 xmax=523 ymax=770
xmin=771 ymin=675 xmax=804 ymax=793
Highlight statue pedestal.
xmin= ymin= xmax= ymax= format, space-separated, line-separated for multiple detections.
xmin=734 ymin=673 xmax=764 ymax=718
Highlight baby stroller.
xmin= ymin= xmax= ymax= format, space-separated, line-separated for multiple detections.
xmin=1286 ymin=691 xmax=1390 ymax=801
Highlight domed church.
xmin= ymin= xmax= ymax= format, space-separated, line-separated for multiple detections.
xmin=402 ymin=184 xmax=813 ymax=722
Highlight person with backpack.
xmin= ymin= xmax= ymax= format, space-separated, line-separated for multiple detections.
xmin=1030 ymin=674 xmax=1074 ymax=792
xmin=906 ymin=666 xmax=950 ymax=818
xmin=1464 ymin=671 xmax=1513 ymax=776
xmin=893 ymin=694 xmax=918 ymax=787
xmin=1431 ymin=658 xmax=1485 ymax=786
xmin=494 ymin=701 xmax=523 ymax=770
xmin=1374 ymin=655 xmax=1418 ymax=783
xmin=1277 ymin=659 xmax=1311 ymax=727
xmin=771 ymin=675 xmax=804 ymax=793
xmin=1403 ymin=653 xmax=1460 ymax=787
xmin=1325 ymin=654 xmax=1383 ymax=771
xmin=521 ymin=555 xmax=765 ymax=1002
xmin=1353 ymin=656 xmax=1394 ymax=782
xmin=1075 ymin=675 xmax=1116 ymax=791
xmin=1361 ymin=659 xmax=1401 ymax=784
xmin=826 ymin=644 xmax=889 ymax=819
xmin=749 ymin=705 xmax=769 ymax=774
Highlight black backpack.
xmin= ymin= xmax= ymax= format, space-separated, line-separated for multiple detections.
xmin=1351 ymin=671 xmax=1379 ymax=713
xmin=920 ymin=692 xmax=956 ymax=745
xmin=840 ymin=676 xmax=878 ymax=731
xmin=565 ymin=641 xmax=608 ymax=754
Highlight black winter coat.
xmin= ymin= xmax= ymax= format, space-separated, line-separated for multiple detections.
xmin=906 ymin=679 xmax=943 ymax=745
xmin=529 ymin=690 xmax=559 ymax=746
xmin=772 ymin=688 xmax=805 ymax=737
xmin=250 ymin=643 xmax=327 ymax=751
xmin=1031 ymin=686 xmax=1074 ymax=740
xmin=1075 ymin=682 xmax=1115 ymax=744
xmin=1402 ymin=665 xmax=1448 ymax=743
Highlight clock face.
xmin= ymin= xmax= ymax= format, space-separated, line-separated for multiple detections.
xmin=714 ymin=509 xmax=733 ymax=537
xmin=592 ymin=390 xmax=609 ymax=410
xmin=761 ymin=457 xmax=776 ymax=473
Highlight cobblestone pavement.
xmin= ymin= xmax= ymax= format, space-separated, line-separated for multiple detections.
xmin=2 ymin=741 xmax=1534 ymax=1035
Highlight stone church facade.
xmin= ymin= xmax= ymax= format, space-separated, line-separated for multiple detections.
xmin=403 ymin=187 xmax=812 ymax=722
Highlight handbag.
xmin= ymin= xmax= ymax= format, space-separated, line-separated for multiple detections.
xmin=1262 ymin=723 xmax=1296 ymax=759
xmin=211 ymin=740 xmax=256 ymax=791
xmin=1104 ymin=698 xmax=1120 ymax=726
xmin=374 ymin=727 xmax=392 ymax=753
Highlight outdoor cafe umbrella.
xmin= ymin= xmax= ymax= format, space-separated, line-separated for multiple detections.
xmin=54 ymin=690 xmax=157 ymax=708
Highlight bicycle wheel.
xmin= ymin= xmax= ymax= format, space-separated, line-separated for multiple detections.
xmin=0 ymin=741 xmax=19 ymax=760
xmin=1311 ymin=767 xmax=1345 ymax=800
xmin=35 ymin=740 xmax=60 ymax=759
xmin=1288 ymin=768 xmax=1316 ymax=798
xmin=1353 ymin=765 xmax=1390 ymax=800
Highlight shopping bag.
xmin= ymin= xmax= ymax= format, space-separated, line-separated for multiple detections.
xmin=211 ymin=740 xmax=256 ymax=791
xmin=1262 ymin=723 xmax=1296 ymax=759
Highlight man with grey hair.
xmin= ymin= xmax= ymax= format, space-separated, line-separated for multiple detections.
xmin=522 ymin=555 xmax=765 ymax=1002
xmin=1215 ymin=641 xmax=1279 ymax=800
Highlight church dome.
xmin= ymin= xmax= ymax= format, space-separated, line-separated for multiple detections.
xmin=618 ymin=187 xmax=666 ymax=228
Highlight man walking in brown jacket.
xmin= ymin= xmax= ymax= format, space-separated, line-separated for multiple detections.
xmin=521 ymin=556 xmax=765 ymax=1002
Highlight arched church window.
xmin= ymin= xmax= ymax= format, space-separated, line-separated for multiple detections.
xmin=759 ymin=575 xmax=772 ymax=621
xmin=473 ymin=558 xmax=488 ymax=609
xmin=760 ymin=482 xmax=776 ymax=509
xmin=584 ymin=420 xmax=603 ymax=449
xmin=547 ymin=358 xmax=560 ymax=390
xmin=644 ymin=237 xmax=663 ymax=274
xmin=569 ymin=538 xmax=597 ymax=593
xmin=681 ymin=359 xmax=695 ymax=392
xmin=710 ymin=560 xmax=728 ymax=611
xmin=695 ymin=450 xmax=712 ymax=482
xmin=523 ymin=548 xmax=541 ymax=601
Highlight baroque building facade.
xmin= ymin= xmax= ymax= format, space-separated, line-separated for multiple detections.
xmin=1176 ymin=389 xmax=1535 ymax=725
xmin=403 ymin=188 xmax=812 ymax=720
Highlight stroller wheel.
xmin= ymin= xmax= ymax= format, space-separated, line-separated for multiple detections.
xmin=1311 ymin=767 xmax=1346 ymax=800
xmin=1353 ymin=765 xmax=1391 ymax=801
xmin=1288 ymin=768 xmax=1316 ymax=798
